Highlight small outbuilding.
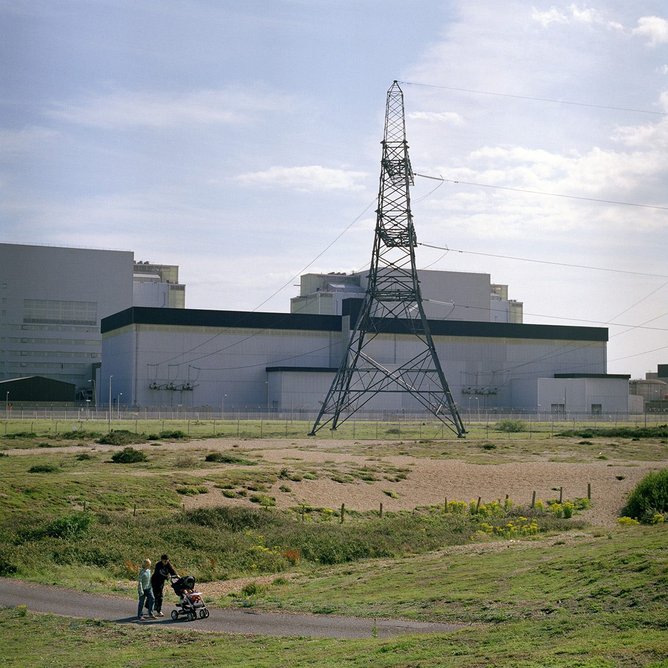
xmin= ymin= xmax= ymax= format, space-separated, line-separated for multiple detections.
xmin=0 ymin=376 xmax=76 ymax=403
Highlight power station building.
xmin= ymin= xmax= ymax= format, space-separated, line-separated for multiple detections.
xmin=0 ymin=243 xmax=184 ymax=402
xmin=1 ymin=243 xmax=630 ymax=414
xmin=101 ymin=283 xmax=629 ymax=416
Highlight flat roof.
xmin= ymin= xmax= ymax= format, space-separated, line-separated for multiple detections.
xmin=102 ymin=306 xmax=608 ymax=342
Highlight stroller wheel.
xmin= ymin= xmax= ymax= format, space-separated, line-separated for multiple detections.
xmin=199 ymin=608 xmax=209 ymax=619
xmin=170 ymin=610 xmax=179 ymax=621
xmin=188 ymin=611 xmax=197 ymax=621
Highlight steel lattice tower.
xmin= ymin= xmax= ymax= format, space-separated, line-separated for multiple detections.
xmin=309 ymin=81 xmax=466 ymax=437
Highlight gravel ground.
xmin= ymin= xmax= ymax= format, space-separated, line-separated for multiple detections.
xmin=174 ymin=438 xmax=665 ymax=528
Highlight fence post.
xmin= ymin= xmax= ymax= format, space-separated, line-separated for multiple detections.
xmin=444 ymin=496 xmax=448 ymax=513
xmin=379 ymin=502 xmax=383 ymax=518
xmin=476 ymin=496 xmax=481 ymax=512
xmin=531 ymin=491 xmax=536 ymax=508
xmin=340 ymin=503 xmax=345 ymax=523
xmin=559 ymin=486 xmax=563 ymax=503
xmin=587 ymin=482 xmax=591 ymax=500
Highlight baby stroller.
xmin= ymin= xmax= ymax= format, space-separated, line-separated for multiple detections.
xmin=170 ymin=575 xmax=210 ymax=621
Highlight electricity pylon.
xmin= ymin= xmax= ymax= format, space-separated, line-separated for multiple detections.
xmin=309 ymin=81 xmax=466 ymax=437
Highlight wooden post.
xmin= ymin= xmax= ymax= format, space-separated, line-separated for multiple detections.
xmin=559 ymin=486 xmax=563 ymax=503
xmin=444 ymin=497 xmax=448 ymax=513
xmin=531 ymin=491 xmax=536 ymax=508
xmin=379 ymin=502 xmax=383 ymax=518
xmin=587 ymin=482 xmax=591 ymax=500
xmin=340 ymin=503 xmax=345 ymax=523
xmin=476 ymin=496 xmax=481 ymax=512
xmin=133 ymin=503 xmax=137 ymax=517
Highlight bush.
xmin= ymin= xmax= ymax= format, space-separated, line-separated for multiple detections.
xmin=28 ymin=464 xmax=59 ymax=473
xmin=496 ymin=419 xmax=526 ymax=433
xmin=44 ymin=513 xmax=93 ymax=539
xmin=622 ymin=469 xmax=668 ymax=523
xmin=158 ymin=430 xmax=188 ymax=440
xmin=110 ymin=447 xmax=148 ymax=464
xmin=205 ymin=452 xmax=256 ymax=465
xmin=98 ymin=430 xmax=147 ymax=446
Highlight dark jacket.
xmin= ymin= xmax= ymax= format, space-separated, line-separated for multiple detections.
xmin=151 ymin=560 xmax=177 ymax=587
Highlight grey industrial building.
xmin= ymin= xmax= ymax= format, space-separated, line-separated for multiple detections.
xmin=0 ymin=243 xmax=184 ymax=402
xmin=1 ymin=243 xmax=632 ymax=414
xmin=101 ymin=297 xmax=629 ymax=416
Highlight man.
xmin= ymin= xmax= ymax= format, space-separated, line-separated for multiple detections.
xmin=150 ymin=554 xmax=178 ymax=617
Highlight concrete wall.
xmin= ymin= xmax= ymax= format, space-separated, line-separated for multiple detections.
xmin=0 ymin=243 xmax=133 ymax=393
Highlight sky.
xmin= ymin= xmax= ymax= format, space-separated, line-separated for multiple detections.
xmin=1 ymin=0 xmax=667 ymax=379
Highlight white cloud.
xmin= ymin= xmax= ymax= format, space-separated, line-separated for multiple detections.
xmin=48 ymin=88 xmax=294 ymax=129
xmin=0 ymin=126 xmax=58 ymax=156
xmin=632 ymin=16 xmax=668 ymax=46
xmin=531 ymin=7 xmax=568 ymax=27
xmin=532 ymin=4 xmax=626 ymax=31
xmin=408 ymin=111 xmax=464 ymax=126
xmin=236 ymin=165 xmax=368 ymax=192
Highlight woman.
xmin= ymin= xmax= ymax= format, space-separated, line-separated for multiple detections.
xmin=151 ymin=554 xmax=178 ymax=617
xmin=137 ymin=558 xmax=156 ymax=621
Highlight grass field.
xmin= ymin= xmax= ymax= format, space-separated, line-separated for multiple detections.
xmin=0 ymin=421 xmax=667 ymax=666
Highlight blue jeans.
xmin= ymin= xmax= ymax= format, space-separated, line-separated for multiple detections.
xmin=138 ymin=588 xmax=154 ymax=617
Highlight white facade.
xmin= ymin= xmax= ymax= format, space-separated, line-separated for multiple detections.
xmin=291 ymin=269 xmax=523 ymax=323
xmin=101 ymin=306 xmax=619 ymax=414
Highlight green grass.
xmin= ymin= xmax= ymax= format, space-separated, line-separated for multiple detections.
xmin=2 ymin=416 xmax=668 ymax=445
xmin=2 ymin=527 xmax=667 ymax=667
xmin=234 ymin=526 xmax=667 ymax=624
xmin=1 ymin=426 xmax=667 ymax=665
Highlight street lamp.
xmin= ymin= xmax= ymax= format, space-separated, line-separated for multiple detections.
xmin=88 ymin=378 xmax=96 ymax=409
xmin=108 ymin=375 xmax=113 ymax=431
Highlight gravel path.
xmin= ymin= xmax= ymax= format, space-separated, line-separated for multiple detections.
xmin=0 ymin=578 xmax=460 ymax=638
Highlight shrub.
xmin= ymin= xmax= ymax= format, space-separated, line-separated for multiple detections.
xmin=28 ymin=464 xmax=59 ymax=473
xmin=496 ymin=419 xmax=526 ymax=433
xmin=622 ymin=469 xmax=668 ymax=523
xmin=110 ymin=447 xmax=148 ymax=464
xmin=98 ymin=430 xmax=147 ymax=446
xmin=159 ymin=430 xmax=188 ymax=440
xmin=205 ymin=452 xmax=256 ymax=465
xmin=0 ymin=549 xmax=18 ymax=576
xmin=61 ymin=430 xmax=102 ymax=440
xmin=44 ymin=512 xmax=93 ymax=539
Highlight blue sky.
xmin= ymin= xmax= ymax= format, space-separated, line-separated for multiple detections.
xmin=1 ymin=0 xmax=667 ymax=379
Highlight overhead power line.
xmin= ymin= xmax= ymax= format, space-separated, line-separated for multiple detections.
xmin=414 ymin=172 xmax=668 ymax=212
xmin=398 ymin=80 xmax=668 ymax=117
xmin=418 ymin=242 xmax=668 ymax=279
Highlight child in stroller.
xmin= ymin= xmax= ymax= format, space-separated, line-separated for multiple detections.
xmin=169 ymin=575 xmax=210 ymax=621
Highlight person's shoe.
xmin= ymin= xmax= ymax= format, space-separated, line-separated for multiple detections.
xmin=156 ymin=611 xmax=164 ymax=617
xmin=148 ymin=613 xmax=157 ymax=619
xmin=137 ymin=616 xmax=145 ymax=621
